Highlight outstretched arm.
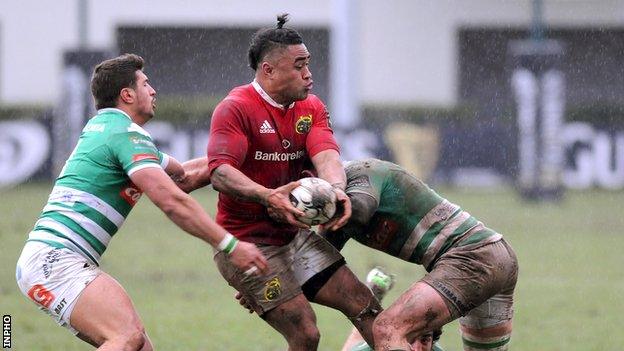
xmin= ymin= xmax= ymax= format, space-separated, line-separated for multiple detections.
xmin=163 ymin=154 xmax=184 ymax=180
xmin=175 ymin=157 xmax=212 ymax=193
xmin=130 ymin=166 xmax=269 ymax=275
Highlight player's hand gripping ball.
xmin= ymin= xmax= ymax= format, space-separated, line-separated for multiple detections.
xmin=289 ymin=177 xmax=337 ymax=225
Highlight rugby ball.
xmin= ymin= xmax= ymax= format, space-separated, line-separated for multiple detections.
xmin=289 ymin=177 xmax=337 ymax=225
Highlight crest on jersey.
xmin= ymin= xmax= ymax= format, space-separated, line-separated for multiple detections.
xmin=263 ymin=277 xmax=282 ymax=301
xmin=295 ymin=115 xmax=312 ymax=134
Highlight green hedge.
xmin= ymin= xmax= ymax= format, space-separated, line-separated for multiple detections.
xmin=2 ymin=99 xmax=624 ymax=129
xmin=362 ymin=103 xmax=481 ymax=127
xmin=0 ymin=105 xmax=48 ymax=120
xmin=566 ymin=101 xmax=624 ymax=128
xmin=152 ymin=95 xmax=222 ymax=126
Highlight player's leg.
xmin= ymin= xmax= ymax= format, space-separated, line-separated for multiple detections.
xmin=214 ymin=240 xmax=323 ymax=350
xmin=340 ymin=267 xmax=395 ymax=351
xmin=262 ymin=294 xmax=322 ymax=350
xmin=16 ymin=241 xmax=150 ymax=350
xmin=460 ymin=319 xmax=513 ymax=351
xmin=309 ymin=264 xmax=380 ymax=347
xmin=70 ymin=272 xmax=153 ymax=351
xmin=292 ymin=231 xmax=380 ymax=347
xmin=373 ymin=281 xmax=452 ymax=351
xmin=458 ymin=239 xmax=517 ymax=351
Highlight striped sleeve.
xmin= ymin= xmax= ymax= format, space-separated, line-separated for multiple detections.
xmin=108 ymin=131 xmax=162 ymax=176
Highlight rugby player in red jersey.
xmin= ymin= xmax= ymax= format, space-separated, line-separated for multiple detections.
xmin=206 ymin=14 xmax=379 ymax=350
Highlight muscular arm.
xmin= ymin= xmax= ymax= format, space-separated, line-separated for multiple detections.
xmin=176 ymin=157 xmax=212 ymax=193
xmin=163 ymin=154 xmax=184 ymax=179
xmin=130 ymin=167 xmax=268 ymax=273
xmin=210 ymin=164 xmax=271 ymax=205
xmin=311 ymin=149 xmax=346 ymax=190
xmin=311 ymin=149 xmax=351 ymax=230
xmin=211 ymin=164 xmax=308 ymax=228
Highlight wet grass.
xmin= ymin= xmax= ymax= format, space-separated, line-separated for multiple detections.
xmin=1 ymin=183 xmax=622 ymax=350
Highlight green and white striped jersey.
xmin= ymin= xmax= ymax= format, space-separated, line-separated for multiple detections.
xmin=339 ymin=159 xmax=502 ymax=271
xmin=28 ymin=108 xmax=168 ymax=265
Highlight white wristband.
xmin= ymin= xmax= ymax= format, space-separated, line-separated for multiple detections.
xmin=217 ymin=233 xmax=238 ymax=254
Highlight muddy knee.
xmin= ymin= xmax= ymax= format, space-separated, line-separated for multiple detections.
xmin=290 ymin=325 xmax=320 ymax=350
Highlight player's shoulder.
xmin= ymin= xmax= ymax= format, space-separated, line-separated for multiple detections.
xmin=223 ymin=84 xmax=256 ymax=105
xmin=345 ymin=158 xmax=389 ymax=175
xmin=214 ymin=84 xmax=256 ymax=114
xmin=90 ymin=109 xmax=133 ymax=131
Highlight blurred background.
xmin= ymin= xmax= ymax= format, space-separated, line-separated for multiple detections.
xmin=0 ymin=1 xmax=623 ymax=350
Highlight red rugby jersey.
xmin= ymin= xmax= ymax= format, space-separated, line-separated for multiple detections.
xmin=207 ymin=81 xmax=339 ymax=245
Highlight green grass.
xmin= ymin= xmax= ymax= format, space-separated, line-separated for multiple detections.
xmin=1 ymin=183 xmax=623 ymax=350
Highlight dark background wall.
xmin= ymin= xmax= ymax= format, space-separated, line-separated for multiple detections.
xmin=459 ymin=27 xmax=624 ymax=120
xmin=117 ymin=26 xmax=330 ymax=101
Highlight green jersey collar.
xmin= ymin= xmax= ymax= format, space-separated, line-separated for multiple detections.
xmin=97 ymin=108 xmax=132 ymax=121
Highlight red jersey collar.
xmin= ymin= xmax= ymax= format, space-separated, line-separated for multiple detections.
xmin=251 ymin=80 xmax=295 ymax=110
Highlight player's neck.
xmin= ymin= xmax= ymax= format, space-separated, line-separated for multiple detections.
xmin=254 ymin=78 xmax=292 ymax=108
xmin=115 ymin=105 xmax=148 ymax=126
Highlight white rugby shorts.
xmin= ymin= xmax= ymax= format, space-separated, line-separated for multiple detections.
xmin=16 ymin=238 xmax=101 ymax=334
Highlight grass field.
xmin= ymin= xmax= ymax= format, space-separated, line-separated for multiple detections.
xmin=1 ymin=183 xmax=623 ymax=350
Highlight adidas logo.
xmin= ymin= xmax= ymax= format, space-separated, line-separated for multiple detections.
xmin=259 ymin=120 xmax=276 ymax=134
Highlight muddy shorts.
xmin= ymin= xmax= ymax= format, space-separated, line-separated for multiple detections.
xmin=214 ymin=229 xmax=344 ymax=315
xmin=421 ymin=238 xmax=518 ymax=328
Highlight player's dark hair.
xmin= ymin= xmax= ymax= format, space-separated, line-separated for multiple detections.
xmin=247 ymin=13 xmax=304 ymax=71
xmin=432 ymin=328 xmax=443 ymax=343
xmin=91 ymin=53 xmax=145 ymax=109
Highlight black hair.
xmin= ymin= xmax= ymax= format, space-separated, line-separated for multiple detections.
xmin=247 ymin=13 xmax=304 ymax=71
xmin=432 ymin=328 xmax=443 ymax=343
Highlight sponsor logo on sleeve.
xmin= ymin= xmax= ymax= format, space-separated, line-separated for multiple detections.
xmin=131 ymin=153 xmax=159 ymax=163
xmin=129 ymin=136 xmax=156 ymax=148
xmin=295 ymin=115 xmax=312 ymax=134
xmin=120 ymin=181 xmax=143 ymax=205
xmin=27 ymin=284 xmax=55 ymax=308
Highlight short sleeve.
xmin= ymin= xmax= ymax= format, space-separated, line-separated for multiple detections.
xmin=344 ymin=166 xmax=381 ymax=207
xmin=306 ymin=98 xmax=340 ymax=157
xmin=108 ymin=130 xmax=162 ymax=176
xmin=207 ymin=99 xmax=249 ymax=175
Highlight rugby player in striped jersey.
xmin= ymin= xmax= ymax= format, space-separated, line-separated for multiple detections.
xmin=15 ymin=54 xmax=268 ymax=350
xmin=322 ymin=159 xmax=518 ymax=351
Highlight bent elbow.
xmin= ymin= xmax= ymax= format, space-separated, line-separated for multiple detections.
xmin=210 ymin=169 xmax=228 ymax=192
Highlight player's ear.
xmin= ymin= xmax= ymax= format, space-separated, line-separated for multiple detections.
xmin=260 ymin=61 xmax=274 ymax=77
xmin=119 ymin=87 xmax=135 ymax=104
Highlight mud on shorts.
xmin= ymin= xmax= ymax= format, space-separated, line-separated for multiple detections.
xmin=15 ymin=239 xmax=102 ymax=335
xmin=214 ymin=229 xmax=344 ymax=316
xmin=421 ymin=238 xmax=518 ymax=329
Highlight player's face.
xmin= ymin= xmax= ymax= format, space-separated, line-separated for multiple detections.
xmin=410 ymin=332 xmax=434 ymax=351
xmin=133 ymin=70 xmax=156 ymax=121
xmin=271 ymin=44 xmax=313 ymax=104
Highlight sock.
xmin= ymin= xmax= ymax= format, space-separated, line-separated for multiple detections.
xmin=461 ymin=333 xmax=511 ymax=351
